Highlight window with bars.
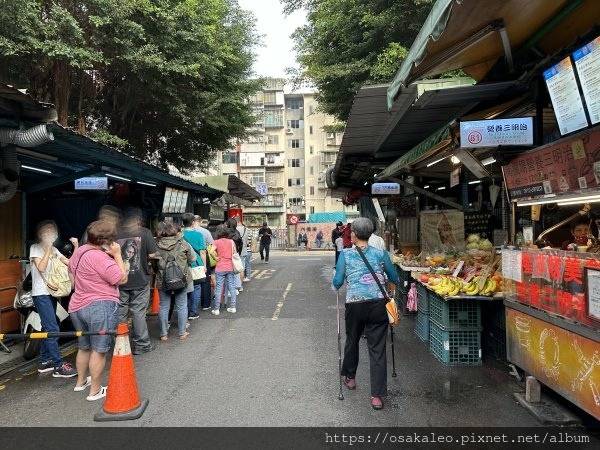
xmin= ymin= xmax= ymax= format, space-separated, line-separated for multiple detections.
xmin=264 ymin=92 xmax=277 ymax=105
xmin=286 ymin=98 xmax=303 ymax=109
xmin=222 ymin=153 xmax=237 ymax=164
xmin=287 ymin=119 xmax=304 ymax=129
xmin=287 ymin=178 xmax=304 ymax=187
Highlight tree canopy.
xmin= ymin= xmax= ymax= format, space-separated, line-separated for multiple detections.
xmin=282 ymin=0 xmax=433 ymax=121
xmin=0 ymin=0 xmax=262 ymax=172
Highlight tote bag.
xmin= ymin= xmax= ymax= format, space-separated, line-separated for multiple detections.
xmin=231 ymin=241 xmax=245 ymax=273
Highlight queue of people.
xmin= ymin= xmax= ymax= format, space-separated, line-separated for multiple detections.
xmin=29 ymin=208 xmax=255 ymax=401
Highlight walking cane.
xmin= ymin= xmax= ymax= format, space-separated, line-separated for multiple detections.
xmin=336 ymin=290 xmax=344 ymax=400
xmin=390 ymin=325 xmax=397 ymax=378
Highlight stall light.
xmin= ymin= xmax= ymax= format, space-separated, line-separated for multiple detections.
xmin=468 ymin=180 xmax=481 ymax=185
xmin=436 ymin=186 xmax=446 ymax=191
xmin=481 ymin=156 xmax=496 ymax=166
xmin=21 ymin=164 xmax=51 ymax=174
xmin=106 ymin=173 xmax=131 ymax=182
xmin=516 ymin=196 xmax=558 ymax=207
xmin=423 ymin=185 xmax=430 ymax=189
xmin=137 ymin=181 xmax=157 ymax=187
xmin=556 ymin=198 xmax=600 ymax=206
xmin=556 ymin=194 xmax=600 ymax=206
xmin=363 ymin=181 xmax=368 ymax=185
xmin=451 ymin=156 xmax=460 ymax=164
xmin=426 ymin=156 xmax=448 ymax=167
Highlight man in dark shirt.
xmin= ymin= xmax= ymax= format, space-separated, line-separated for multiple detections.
xmin=258 ymin=222 xmax=272 ymax=263
xmin=115 ymin=207 xmax=158 ymax=355
xmin=332 ymin=221 xmax=343 ymax=266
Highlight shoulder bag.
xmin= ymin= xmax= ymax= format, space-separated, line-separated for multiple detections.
xmin=184 ymin=236 xmax=207 ymax=284
xmin=231 ymin=241 xmax=245 ymax=273
xmin=355 ymin=247 xmax=400 ymax=327
xmin=39 ymin=253 xmax=72 ymax=298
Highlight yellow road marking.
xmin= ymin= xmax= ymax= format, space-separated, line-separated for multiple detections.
xmin=271 ymin=283 xmax=292 ymax=321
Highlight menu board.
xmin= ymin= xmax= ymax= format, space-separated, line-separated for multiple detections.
xmin=161 ymin=187 xmax=189 ymax=213
xmin=543 ymin=56 xmax=588 ymax=135
xmin=585 ymin=267 xmax=600 ymax=321
xmin=573 ymin=36 xmax=600 ymax=125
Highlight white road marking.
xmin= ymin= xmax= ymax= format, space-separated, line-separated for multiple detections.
xmin=297 ymin=258 xmax=322 ymax=261
xmin=271 ymin=283 xmax=292 ymax=321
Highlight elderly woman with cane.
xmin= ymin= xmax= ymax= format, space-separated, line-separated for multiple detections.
xmin=332 ymin=217 xmax=399 ymax=410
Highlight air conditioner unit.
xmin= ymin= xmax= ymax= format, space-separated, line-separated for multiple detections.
xmin=326 ymin=132 xmax=335 ymax=139
xmin=286 ymin=128 xmax=293 ymax=134
xmin=317 ymin=175 xmax=325 ymax=182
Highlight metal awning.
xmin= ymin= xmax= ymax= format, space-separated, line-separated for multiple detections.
xmin=387 ymin=0 xmax=599 ymax=108
xmin=375 ymin=124 xmax=456 ymax=180
xmin=333 ymin=78 xmax=521 ymax=190
xmin=16 ymin=124 xmax=222 ymax=198
xmin=195 ymin=175 xmax=262 ymax=202
xmin=0 ymin=84 xmax=57 ymax=123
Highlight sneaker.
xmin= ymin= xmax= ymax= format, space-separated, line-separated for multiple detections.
xmin=201 ymin=307 xmax=210 ymax=311
xmin=342 ymin=376 xmax=356 ymax=390
xmin=211 ymin=309 xmax=220 ymax=316
xmin=87 ymin=386 xmax=107 ymax=401
xmin=38 ymin=360 xmax=54 ymax=373
xmin=265 ymin=260 xmax=268 ymax=264
xmin=132 ymin=344 xmax=155 ymax=355
xmin=53 ymin=362 xmax=77 ymax=378
xmin=371 ymin=396 xmax=384 ymax=410
xmin=243 ymin=278 xmax=251 ymax=282
xmin=235 ymin=289 xmax=240 ymax=295
xmin=188 ymin=314 xmax=200 ymax=320
xmin=227 ymin=307 xmax=237 ymax=313
xmin=238 ymin=287 xmax=243 ymax=292
xmin=74 ymin=376 xmax=92 ymax=392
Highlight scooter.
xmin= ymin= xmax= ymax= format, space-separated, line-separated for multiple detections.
xmin=13 ymin=260 xmax=70 ymax=360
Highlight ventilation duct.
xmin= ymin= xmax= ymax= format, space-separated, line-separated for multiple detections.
xmin=0 ymin=124 xmax=54 ymax=148
xmin=0 ymin=145 xmax=20 ymax=203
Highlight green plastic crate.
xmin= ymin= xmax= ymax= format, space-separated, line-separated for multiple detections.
xmin=396 ymin=267 xmax=411 ymax=286
xmin=414 ymin=311 xmax=430 ymax=342
xmin=417 ymin=282 xmax=429 ymax=313
xmin=429 ymin=294 xmax=481 ymax=329
xmin=429 ymin=321 xmax=482 ymax=366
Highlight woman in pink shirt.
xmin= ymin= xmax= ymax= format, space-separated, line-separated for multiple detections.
xmin=68 ymin=220 xmax=128 ymax=401
xmin=211 ymin=224 xmax=237 ymax=315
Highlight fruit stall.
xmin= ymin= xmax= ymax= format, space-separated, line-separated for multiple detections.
xmin=393 ymin=233 xmax=506 ymax=366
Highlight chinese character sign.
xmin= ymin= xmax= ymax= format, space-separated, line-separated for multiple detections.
xmin=460 ymin=117 xmax=533 ymax=148
xmin=504 ymin=128 xmax=600 ymax=200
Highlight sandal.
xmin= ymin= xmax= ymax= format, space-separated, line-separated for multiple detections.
xmin=160 ymin=335 xmax=168 ymax=341
xmin=179 ymin=332 xmax=190 ymax=340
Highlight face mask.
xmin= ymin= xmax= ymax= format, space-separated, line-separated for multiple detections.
xmin=42 ymin=235 xmax=57 ymax=244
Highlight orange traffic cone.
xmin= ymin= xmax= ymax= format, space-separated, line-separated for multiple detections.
xmin=148 ymin=285 xmax=160 ymax=316
xmin=94 ymin=323 xmax=149 ymax=422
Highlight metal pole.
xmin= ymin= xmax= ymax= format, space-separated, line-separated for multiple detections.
xmin=0 ymin=330 xmax=117 ymax=340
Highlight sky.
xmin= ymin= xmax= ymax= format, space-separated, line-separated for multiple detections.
xmin=237 ymin=0 xmax=307 ymax=79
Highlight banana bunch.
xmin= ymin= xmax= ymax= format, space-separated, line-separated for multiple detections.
xmin=430 ymin=276 xmax=462 ymax=297
xmin=461 ymin=276 xmax=498 ymax=296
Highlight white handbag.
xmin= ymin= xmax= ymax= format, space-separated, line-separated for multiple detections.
xmin=190 ymin=265 xmax=206 ymax=283
xmin=231 ymin=241 xmax=245 ymax=273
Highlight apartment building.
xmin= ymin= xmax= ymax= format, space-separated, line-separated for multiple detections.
xmin=217 ymin=79 xmax=355 ymax=228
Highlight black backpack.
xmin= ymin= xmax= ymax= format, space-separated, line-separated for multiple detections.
xmin=159 ymin=242 xmax=187 ymax=291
